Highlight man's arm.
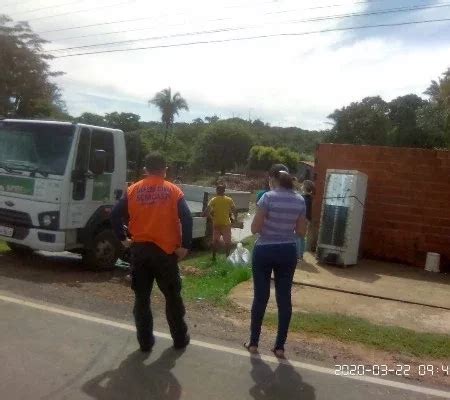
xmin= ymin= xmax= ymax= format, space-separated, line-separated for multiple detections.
xmin=230 ymin=199 xmax=237 ymax=221
xmin=178 ymin=197 xmax=193 ymax=250
xmin=110 ymin=194 xmax=129 ymax=241
xmin=203 ymin=198 xmax=214 ymax=218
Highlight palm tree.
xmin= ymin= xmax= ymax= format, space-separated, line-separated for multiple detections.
xmin=149 ymin=88 xmax=189 ymax=143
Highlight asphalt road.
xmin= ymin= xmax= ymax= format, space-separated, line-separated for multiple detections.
xmin=1 ymin=293 xmax=449 ymax=400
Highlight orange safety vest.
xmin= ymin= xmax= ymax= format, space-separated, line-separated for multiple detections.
xmin=127 ymin=176 xmax=183 ymax=254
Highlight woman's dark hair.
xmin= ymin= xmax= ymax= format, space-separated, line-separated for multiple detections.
xmin=269 ymin=164 xmax=293 ymax=190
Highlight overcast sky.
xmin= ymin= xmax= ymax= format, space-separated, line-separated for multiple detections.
xmin=5 ymin=0 xmax=450 ymax=129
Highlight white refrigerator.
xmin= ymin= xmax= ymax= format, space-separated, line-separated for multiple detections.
xmin=316 ymin=169 xmax=368 ymax=266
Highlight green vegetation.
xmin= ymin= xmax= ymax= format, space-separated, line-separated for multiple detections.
xmin=3 ymin=10 xmax=448 ymax=183
xmin=180 ymin=236 xmax=255 ymax=305
xmin=182 ymin=259 xmax=251 ymax=306
xmin=194 ymin=122 xmax=254 ymax=175
xmin=0 ymin=241 xmax=8 ymax=253
xmin=248 ymin=145 xmax=301 ymax=172
xmin=180 ymin=252 xmax=251 ymax=306
xmin=0 ymin=16 xmax=69 ymax=119
xmin=265 ymin=312 xmax=450 ymax=359
xmin=148 ymin=87 xmax=189 ymax=143
xmin=328 ymin=68 xmax=450 ymax=149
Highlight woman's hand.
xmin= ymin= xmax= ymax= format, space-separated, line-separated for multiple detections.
xmin=251 ymin=208 xmax=267 ymax=234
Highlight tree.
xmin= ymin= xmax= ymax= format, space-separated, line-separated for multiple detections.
xmin=0 ymin=15 xmax=66 ymax=118
xmin=248 ymin=146 xmax=300 ymax=172
xmin=416 ymin=104 xmax=448 ymax=148
xmin=388 ymin=94 xmax=427 ymax=147
xmin=205 ymin=115 xmax=220 ymax=123
xmin=425 ymin=68 xmax=450 ymax=106
xmin=74 ymin=112 xmax=106 ymax=126
xmin=276 ymin=147 xmax=301 ymax=172
xmin=327 ymin=96 xmax=391 ymax=145
xmin=192 ymin=117 xmax=204 ymax=124
xmin=195 ymin=122 xmax=253 ymax=175
xmin=248 ymin=146 xmax=280 ymax=171
xmin=104 ymin=112 xmax=140 ymax=132
xmin=422 ymin=68 xmax=450 ymax=147
xmin=149 ymin=87 xmax=189 ymax=143
xmin=124 ymin=131 xmax=145 ymax=180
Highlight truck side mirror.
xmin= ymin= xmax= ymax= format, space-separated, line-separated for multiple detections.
xmin=91 ymin=149 xmax=106 ymax=175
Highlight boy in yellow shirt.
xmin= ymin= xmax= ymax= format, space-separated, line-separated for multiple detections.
xmin=205 ymin=184 xmax=236 ymax=261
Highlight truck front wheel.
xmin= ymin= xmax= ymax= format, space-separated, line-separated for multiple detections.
xmin=83 ymin=229 xmax=122 ymax=270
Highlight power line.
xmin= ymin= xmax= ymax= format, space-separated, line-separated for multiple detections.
xmin=1 ymin=0 xmax=35 ymax=8
xmin=35 ymin=0 xmax=393 ymax=35
xmin=52 ymin=17 xmax=450 ymax=58
xmin=25 ymin=0 xmax=137 ymax=22
xmin=10 ymin=0 xmax=83 ymax=16
xmin=47 ymin=2 xmax=450 ymax=53
xmin=42 ymin=0 xmax=401 ymax=42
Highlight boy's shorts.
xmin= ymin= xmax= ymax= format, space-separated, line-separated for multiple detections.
xmin=213 ymin=224 xmax=232 ymax=245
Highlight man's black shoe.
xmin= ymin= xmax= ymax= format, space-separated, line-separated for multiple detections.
xmin=173 ymin=334 xmax=190 ymax=349
xmin=139 ymin=338 xmax=155 ymax=353
xmin=140 ymin=345 xmax=153 ymax=353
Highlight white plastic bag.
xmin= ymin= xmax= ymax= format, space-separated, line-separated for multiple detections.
xmin=228 ymin=242 xmax=251 ymax=266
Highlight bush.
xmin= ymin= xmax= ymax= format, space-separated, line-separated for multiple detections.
xmin=248 ymin=145 xmax=300 ymax=172
xmin=194 ymin=122 xmax=253 ymax=175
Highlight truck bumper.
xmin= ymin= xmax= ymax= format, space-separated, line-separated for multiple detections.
xmin=3 ymin=228 xmax=66 ymax=252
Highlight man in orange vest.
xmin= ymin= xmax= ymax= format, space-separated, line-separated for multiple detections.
xmin=111 ymin=152 xmax=193 ymax=352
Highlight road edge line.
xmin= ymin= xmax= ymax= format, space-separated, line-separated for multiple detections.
xmin=0 ymin=293 xmax=448 ymax=399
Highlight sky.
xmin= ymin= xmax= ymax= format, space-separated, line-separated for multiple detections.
xmin=4 ymin=0 xmax=450 ymax=130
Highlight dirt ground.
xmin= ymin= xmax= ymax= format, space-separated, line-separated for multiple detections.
xmin=0 ymin=250 xmax=448 ymax=388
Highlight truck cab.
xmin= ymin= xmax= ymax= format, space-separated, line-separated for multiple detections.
xmin=0 ymin=119 xmax=252 ymax=269
xmin=0 ymin=119 xmax=126 ymax=268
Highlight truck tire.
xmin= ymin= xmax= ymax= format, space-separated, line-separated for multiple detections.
xmin=7 ymin=242 xmax=33 ymax=256
xmin=196 ymin=236 xmax=213 ymax=250
xmin=83 ymin=229 xmax=122 ymax=270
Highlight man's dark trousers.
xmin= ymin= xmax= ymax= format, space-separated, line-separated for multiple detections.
xmin=131 ymin=242 xmax=188 ymax=349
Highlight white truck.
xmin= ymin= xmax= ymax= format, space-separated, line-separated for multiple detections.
xmin=0 ymin=119 xmax=251 ymax=268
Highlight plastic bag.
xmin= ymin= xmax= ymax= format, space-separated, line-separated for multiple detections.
xmin=228 ymin=242 xmax=251 ymax=266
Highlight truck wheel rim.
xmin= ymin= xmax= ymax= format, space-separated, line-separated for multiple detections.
xmin=96 ymin=240 xmax=115 ymax=263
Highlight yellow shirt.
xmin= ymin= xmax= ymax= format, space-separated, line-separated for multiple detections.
xmin=208 ymin=195 xmax=235 ymax=227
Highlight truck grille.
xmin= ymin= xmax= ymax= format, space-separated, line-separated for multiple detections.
xmin=0 ymin=208 xmax=32 ymax=227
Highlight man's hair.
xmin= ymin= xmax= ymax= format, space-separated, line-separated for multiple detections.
xmin=216 ymin=184 xmax=226 ymax=195
xmin=144 ymin=152 xmax=167 ymax=172
xmin=303 ymin=180 xmax=315 ymax=194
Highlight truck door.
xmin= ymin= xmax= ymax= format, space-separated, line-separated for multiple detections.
xmin=67 ymin=128 xmax=116 ymax=229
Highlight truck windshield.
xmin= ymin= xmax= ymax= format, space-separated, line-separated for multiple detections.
xmin=0 ymin=121 xmax=75 ymax=176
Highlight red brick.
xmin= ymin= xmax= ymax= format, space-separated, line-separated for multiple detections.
xmin=315 ymin=144 xmax=450 ymax=266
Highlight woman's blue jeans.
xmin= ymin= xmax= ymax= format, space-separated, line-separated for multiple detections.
xmin=250 ymin=243 xmax=297 ymax=351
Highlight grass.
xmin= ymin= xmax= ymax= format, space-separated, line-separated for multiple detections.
xmin=180 ymin=237 xmax=255 ymax=305
xmin=182 ymin=258 xmax=251 ymax=305
xmin=265 ymin=312 xmax=450 ymax=359
xmin=0 ymin=241 xmax=8 ymax=253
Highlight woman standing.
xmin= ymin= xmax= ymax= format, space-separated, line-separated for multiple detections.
xmin=246 ymin=164 xmax=306 ymax=358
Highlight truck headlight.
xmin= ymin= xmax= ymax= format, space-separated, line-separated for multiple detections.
xmin=42 ymin=215 xmax=52 ymax=226
xmin=38 ymin=212 xmax=59 ymax=230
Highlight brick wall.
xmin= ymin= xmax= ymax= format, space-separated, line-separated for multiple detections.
xmin=313 ymin=144 xmax=450 ymax=269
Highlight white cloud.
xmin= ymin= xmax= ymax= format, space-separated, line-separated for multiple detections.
xmin=7 ymin=0 xmax=450 ymax=129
